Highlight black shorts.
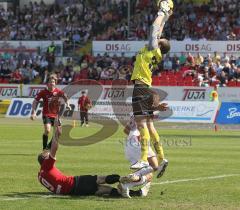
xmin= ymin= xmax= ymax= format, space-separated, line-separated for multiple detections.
xmin=42 ymin=116 xmax=61 ymax=126
xmin=70 ymin=175 xmax=98 ymax=196
xmin=132 ymin=84 xmax=159 ymax=116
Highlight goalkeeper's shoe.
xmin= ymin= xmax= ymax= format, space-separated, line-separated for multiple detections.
xmin=130 ymin=161 xmax=149 ymax=170
xmin=156 ymin=159 xmax=168 ymax=178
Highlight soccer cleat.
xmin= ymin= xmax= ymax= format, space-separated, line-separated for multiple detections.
xmin=130 ymin=161 xmax=149 ymax=170
xmin=118 ymin=183 xmax=131 ymax=198
xmin=157 ymin=159 xmax=168 ymax=178
xmin=141 ymin=182 xmax=151 ymax=197
xmin=120 ymin=174 xmax=140 ymax=184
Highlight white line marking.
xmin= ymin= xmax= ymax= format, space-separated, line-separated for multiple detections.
xmin=152 ymin=174 xmax=240 ymax=185
xmin=0 ymin=197 xmax=29 ymax=201
xmin=0 ymin=194 xmax=65 ymax=201
xmin=1 ymin=174 xmax=239 ymax=201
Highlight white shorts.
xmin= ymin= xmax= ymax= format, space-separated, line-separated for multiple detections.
xmin=124 ymin=135 xmax=156 ymax=165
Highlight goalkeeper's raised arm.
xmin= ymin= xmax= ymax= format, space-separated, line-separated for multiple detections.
xmin=149 ymin=0 xmax=174 ymax=50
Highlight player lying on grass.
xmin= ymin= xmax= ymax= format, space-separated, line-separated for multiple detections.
xmin=118 ymin=114 xmax=168 ymax=198
xmin=37 ymin=118 xmax=148 ymax=197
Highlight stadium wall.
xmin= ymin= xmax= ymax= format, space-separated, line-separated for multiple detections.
xmin=6 ymin=98 xmax=219 ymax=124
xmin=3 ymin=84 xmax=240 ymax=124
xmin=0 ymin=84 xmax=239 ymax=102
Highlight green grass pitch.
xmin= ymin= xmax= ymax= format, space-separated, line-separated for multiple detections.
xmin=0 ymin=117 xmax=240 ymax=210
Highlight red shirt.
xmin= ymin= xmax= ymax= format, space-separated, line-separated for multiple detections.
xmin=12 ymin=71 xmax=23 ymax=81
xmin=38 ymin=155 xmax=74 ymax=195
xmin=35 ymin=88 xmax=64 ymax=118
xmin=78 ymin=95 xmax=91 ymax=112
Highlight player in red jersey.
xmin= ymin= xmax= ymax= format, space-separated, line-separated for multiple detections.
xmin=30 ymin=74 xmax=71 ymax=150
xmin=37 ymin=119 xmax=127 ymax=197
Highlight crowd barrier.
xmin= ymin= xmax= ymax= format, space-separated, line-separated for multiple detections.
xmin=5 ymin=98 xmax=220 ymax=124
xmin=2 ymin=84 xmax=240 ymax=124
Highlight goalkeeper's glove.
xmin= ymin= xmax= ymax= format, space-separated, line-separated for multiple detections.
xmin=156 ymin=0 xmax=174 ymax=17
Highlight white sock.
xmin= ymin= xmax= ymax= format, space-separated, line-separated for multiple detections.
xmin=134 ymin=166 xmax=154 ymax=177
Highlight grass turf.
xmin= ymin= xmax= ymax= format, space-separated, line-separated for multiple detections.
xmin=0 ymin=118 xmax=240 ymax=210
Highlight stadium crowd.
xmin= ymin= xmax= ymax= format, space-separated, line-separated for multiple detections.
xmin=1 ymin=47 xmax=240 ymax=87
xmin=96 ymin=0 xmax=240 ymax=41
xmin=0 ymin=0 xmax=128 ymax=44
xmin=0 ymin=0 xmax=239 ymax=42
xmin=0 ymin=0 xmax=239 ymax=87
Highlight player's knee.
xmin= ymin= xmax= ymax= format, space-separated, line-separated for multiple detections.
xmin=147 ymin=125 xmax=155 ymax=135
xmin=146 ymin=173 xmax=153 ymax=182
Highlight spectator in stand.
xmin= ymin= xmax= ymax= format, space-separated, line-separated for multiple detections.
xmin=216 ymin=60 xmax=223 ymax=76
xmin=46 ymin=41 xmax=56 ymax=69
xmin=18 ymin=65 xmax=29 ymax=84
xmin=179 ymin=52 xmax=187 ymax=65
xmin=195 ymin=53 xmax=204 ymax=67
xmin=218 ymin=70 xmax=228 ymax=87
xmin=232 ymin=65 xmax=240 ymax=82
xmin=163 ymin=55 xmax=173 ymax=71
xmin=61 ymin=71 xmax=73 ymax=85
xmin=171 ymin=55 xmax=180 ymax=71
xmin=202 ymin=70 xmax=210 ymax=87
xmin=88 ymin=67 xmax=99 ymax=80
xmin=10 ymin=68 xmax=22 ymax=83
xmin=236 ymin=57 xmax=240 ymax=66
xmin=40 ymin=56 xmax=49 ymax=71
xmin=1 ymin=0 xmax=239 ymax=44
xmin=221 ymin=53 xmax=230 ymax=63
xmin=0 ymin=65 xmax=11 ymax=81
xmin=212 ymin=51 xmax=221 ymax=63
xmin=222 ymin=58 xmax=231 ymax=75
xmin=100 ymin=68 xmax=110 ymax=80
xmin=29 ymin=66 xmax=39 ymax=82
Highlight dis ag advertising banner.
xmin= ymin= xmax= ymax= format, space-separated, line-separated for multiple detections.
xmin=216 ymin=102 xmax=240 ymax=124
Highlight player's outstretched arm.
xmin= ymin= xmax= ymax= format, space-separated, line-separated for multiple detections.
xmin=50 ymin=118 xmax=61 ymax=158
xmin=149 ymin=0 xmax=174 ymax=50
xmin=62 ymin=94 xmax=71 ymax=110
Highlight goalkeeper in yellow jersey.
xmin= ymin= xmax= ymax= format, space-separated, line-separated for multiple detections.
xmin=130 ymin=0 xmax=174 ymax=177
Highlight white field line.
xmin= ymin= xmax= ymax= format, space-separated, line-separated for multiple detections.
xmin=0 ymin=194 xmax=66 ymax=201
xmin=152 ymin=174 xmax=240 ymax=185
xmin=0 ymin=174 xmax=239 ymax=201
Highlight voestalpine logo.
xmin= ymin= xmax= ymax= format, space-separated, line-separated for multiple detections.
xmin=227 ymin=108 xmax=240 ymax=119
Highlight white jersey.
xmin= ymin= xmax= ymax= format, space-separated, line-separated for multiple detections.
xmin=124 ymin=116 xmax=155 ymax=165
